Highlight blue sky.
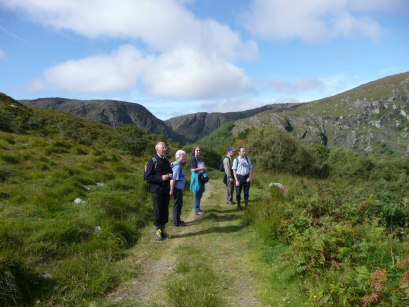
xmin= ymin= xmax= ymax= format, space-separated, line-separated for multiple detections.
xmin=1 ymin=0 xmax=408 ymax=119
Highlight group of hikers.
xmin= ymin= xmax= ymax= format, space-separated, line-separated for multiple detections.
xmin=144 ymin=142 xmax=253 ymax=241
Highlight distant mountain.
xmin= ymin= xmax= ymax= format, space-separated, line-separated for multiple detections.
xmin=165 ymin=104 xmax=299 ymax=142
xmin=20 ymin=98 xmax=186 ymax=142
xmin=20 ymin=97 xmax=298 ymax=144
xmin=233 ymin=72 xmax=409 ymax=155
xmin=17 ymin=72 xmax=409 ymax=154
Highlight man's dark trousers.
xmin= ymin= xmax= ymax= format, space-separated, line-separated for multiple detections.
xmin=153 ymin=192 xmax=170 ymax=229
xmin=236 ymin=174 xmax=250 ymax=206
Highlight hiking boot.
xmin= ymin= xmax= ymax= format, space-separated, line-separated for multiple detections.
xmin=237 ymin=203 xmax=242 ymax=210
xmin=161 ymin=228 xmax=170 ymax=239
xmin=155 ymin=229 xmax=163 ymax=241
xmin=245 ymin=199 xmax=249 ymax=209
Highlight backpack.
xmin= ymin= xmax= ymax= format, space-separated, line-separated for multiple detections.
xmin=144 ymin=157 xmax=157 ymax=182
xmin=217 ymin=158 xmax=225 ymax=172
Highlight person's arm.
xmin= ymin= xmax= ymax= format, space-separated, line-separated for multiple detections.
xmin=191 ymin=157 xmax=206 ymax=172
xmin=170 ymin=178 xmax=175 ymax=195
xmin=171 ymin=164 xmax=180 ymax=195
xmin=247 ymin=157 xmax=253 ymax=182
xmin=223 ymin=158 xmax=233 ymax=181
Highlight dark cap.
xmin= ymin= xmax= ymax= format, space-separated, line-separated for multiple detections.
xmin=227 ymin=146 xmax=235 ymax=152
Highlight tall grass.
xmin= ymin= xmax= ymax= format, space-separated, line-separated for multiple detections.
xmin=0 ymin=131 xmax=153 ymax=305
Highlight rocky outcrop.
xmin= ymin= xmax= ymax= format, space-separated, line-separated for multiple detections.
xmin=233 ymin=72 xmax=409 ymax=155
xmin=165 ymin=103 xmax=299 ymax=142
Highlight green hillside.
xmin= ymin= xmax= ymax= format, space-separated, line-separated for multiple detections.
xmin=2 ymin=90 xmax=409 ymax=306
xmin=0 ymin=93 xmax=164 ymax=305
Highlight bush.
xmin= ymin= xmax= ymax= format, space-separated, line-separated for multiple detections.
xmin=114 ymin=125 xmax=152 ymax=156
xmin=245 ymin=126 xmax=327 ymax=176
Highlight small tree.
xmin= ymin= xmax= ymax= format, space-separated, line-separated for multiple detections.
xmin=115 ymin=125 xmax=152 ymax=156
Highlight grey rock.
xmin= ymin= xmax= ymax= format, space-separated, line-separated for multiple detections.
xmin=74 ymin=198 xmax=86 ymax=205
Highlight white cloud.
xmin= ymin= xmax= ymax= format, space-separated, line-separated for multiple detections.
xmin=270 ymin=77 xmax=325 ymax=93
xmin=242 ymin=0 xmax=406 ymax=42
xmin=40 ymin=45 xmax=143 ymax=93
xmin=142 ymin=48 xmax=252 ymax=98
xmin=2 ymin=0 xmax=257 ymax=99
xmin=0 ymin=47 xmax=5 ymax=59
xmin=31 ymin=45 xmax=252 ymax=98
xmin=2 ymin=0 xmax=257 ymax=61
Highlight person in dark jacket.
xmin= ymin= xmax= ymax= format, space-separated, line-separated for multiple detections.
xmin=144 ymin=142 xmax=173 ymax=241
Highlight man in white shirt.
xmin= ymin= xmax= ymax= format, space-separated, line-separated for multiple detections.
xmin=232 ymin=147 xmax=253 ymax=209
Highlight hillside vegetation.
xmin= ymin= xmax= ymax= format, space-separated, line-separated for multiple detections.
xmin=2 ymin=85 xmax=409 ymax=305
xmin=239 ymin=125 xmax=409 ymax=305
xmin=0 ymin=93 xmax=164 ymax=305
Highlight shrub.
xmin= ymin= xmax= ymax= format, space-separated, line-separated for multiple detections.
xmin=245 ymin=126 xmax=326 ymax=176
xmin=24 ymin=116 xmax=45 ymax=130
xmin=114 ymin=125 xmax=152 ymax=156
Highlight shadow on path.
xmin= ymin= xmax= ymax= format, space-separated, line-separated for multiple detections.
xmin=200 ymin=212 xmax=242 ymax=222
xmin=172 ymin=225 xmax=244 ymax=239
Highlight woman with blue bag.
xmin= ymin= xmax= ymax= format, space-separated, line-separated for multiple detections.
xmin=190 ymin=145 xmax=208 ymax=215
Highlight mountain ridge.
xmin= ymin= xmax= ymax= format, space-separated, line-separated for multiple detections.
xmin=233 ymin=71 xmax=409 ymax=155
xmin=20 ymin=97 xmax=187 ymax=142
xmin=165 ymin=103 xmax=299 ymax=142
